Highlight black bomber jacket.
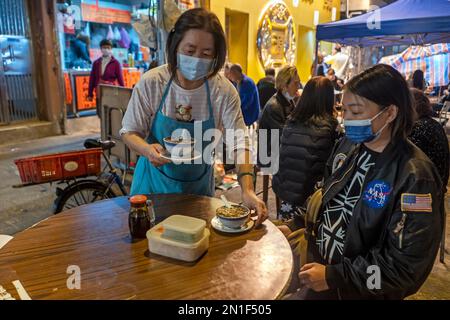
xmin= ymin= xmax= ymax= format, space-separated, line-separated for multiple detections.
xmin=309 ymin=137 xmax=444 ymax=300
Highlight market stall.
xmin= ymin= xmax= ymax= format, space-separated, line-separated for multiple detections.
xmin=315 ymin=0 xmax=450 ymax=83
xmin=379 ymin=43 xmax=449 ymax=88
xmin=57 ymin=0 xmax=155 ymax=115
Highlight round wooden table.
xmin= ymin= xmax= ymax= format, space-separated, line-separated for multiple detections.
xmin=0 ymin=194 xmax=293 ymax=300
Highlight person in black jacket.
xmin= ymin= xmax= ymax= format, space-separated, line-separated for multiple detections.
xmin=258 ymin=66 xmax=302 ymax=171
xmin=273 ymin=76 xmax=339 ymax=221
xmin=257 ymin=68 xmax=277 ymax=111
xmin=412 ymin=69 xmax=427 ymax=91
xmin=409 ymin=88 xmax=449 ymax=194
xmin=281 ymin=64 xmax=444 ymax=300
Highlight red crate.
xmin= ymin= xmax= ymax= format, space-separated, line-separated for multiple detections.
xmin=14 ymin=148 xmax=103 ymax=184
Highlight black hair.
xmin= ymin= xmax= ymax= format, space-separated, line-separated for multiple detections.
xmin=265 ymin=68 xmax=275 ymax=77
xmin=166 ymin=8 xmax=227 ymax=78
xmin=289 ymin=77 xmax=335 ymax=124
xmin=344 ymin=64 xmax=415 ymax=139
xmin=410 ymin=88 xmax=432 ymax=118
xmin=100 ymin=39 xmax=113 ymax=48
xmin=412 ymin=69 xmax=425 ymax=90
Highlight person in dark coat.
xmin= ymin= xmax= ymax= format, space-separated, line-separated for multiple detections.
xmin=326 ymin=68 xmax=344 ymax=92
xmin=280 ymin=64 xmax=444 ymax=300
xmin=258 ymin=66 xmax=302 ymax=171
xmin=409 ymin=88 xmax=449 ymax=193
xmin=257 ymin=68 xmax=277 ymax=111
xmin=272 ymin=76 xmax=338 ymax=221
xmin=412 ymin=69 xmax=427 ymax=91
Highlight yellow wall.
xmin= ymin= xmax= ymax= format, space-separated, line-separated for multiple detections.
xmin=210 ymin=0 xmax=341 ymax=82
xmin=226 ymin=9 xmax=249 ymax=73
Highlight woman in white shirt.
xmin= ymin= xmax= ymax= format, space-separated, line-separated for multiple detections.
xmin=121 ymin=8 xmax=268 ymax=225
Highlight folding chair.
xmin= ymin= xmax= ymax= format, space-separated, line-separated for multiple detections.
xmin=433 ymin=101 xmax=450 ymax=127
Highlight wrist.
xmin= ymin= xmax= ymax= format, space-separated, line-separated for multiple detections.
xmin=238 ymin=172 xmax=256 ymax=185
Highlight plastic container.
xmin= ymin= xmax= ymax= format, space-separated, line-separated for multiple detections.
xmin=147 ymin=223 xmax=210 ymax=262
xmin=14 ymin=148 xmax=102 ymax=184
xmin=161 ymin=215 xmax=206 ymax=243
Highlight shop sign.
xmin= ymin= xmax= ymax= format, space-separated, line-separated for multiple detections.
xmin=64 ymin=72 xmax=73 ymax=105
xmin=75 ymin=75 xmax=97 ymax=111
xmin=81 ymin=3 xmax=131 ymax=24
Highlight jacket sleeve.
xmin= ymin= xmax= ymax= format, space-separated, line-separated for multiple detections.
xmin=240 ymin=84 xmax=254 ymax=113
xmin=323 ymin=136 xmax=343 ymax=180
xmin=88 ymin=61 xmax=97 ymax=98
xmin=325 ymin=175 xmax=444 ymax=299
xmin=260 ymin=102 xmax=286 ymax=131
xmin=116 ymin=62 xmax=125 ymax=87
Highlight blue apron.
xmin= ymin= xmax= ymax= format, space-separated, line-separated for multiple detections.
xmin=130 ymin=78 xmax=215 ymax=197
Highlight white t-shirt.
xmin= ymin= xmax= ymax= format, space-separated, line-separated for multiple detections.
xmin=120 ymin=65 xmax=250 ymax=153
xmin=101 ymin=56 xmax=111 ymax=76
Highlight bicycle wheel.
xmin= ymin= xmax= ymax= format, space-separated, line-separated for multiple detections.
xmin=54 ymin=180 xmax=118 ymax=214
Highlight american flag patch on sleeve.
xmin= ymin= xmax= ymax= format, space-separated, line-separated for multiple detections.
xmin=401 ymin=193 xmax=433 ymax=212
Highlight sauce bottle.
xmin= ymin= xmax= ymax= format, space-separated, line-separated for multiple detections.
xmin=129 ymin=195 xmax=151 ymax=239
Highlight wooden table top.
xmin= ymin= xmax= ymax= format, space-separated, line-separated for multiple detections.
xmin=0 ymin=194 xmax=293 ymax=300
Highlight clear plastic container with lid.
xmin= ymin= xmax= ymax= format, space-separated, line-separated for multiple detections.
xmin=147 ymin=222 xmax=210 ymax=262
xmin=161 ymin=215 xmax=206 ymax=243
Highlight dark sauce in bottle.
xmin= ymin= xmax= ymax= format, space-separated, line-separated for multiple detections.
xmin=129 ymin=195 xmax=151 ymax=239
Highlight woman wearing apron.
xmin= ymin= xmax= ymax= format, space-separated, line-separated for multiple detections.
xmin=120 ymin=9 xmax=268 ymax=226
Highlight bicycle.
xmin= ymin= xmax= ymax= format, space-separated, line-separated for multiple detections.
xmin=14 ymin=139 xmax=130 ymax=214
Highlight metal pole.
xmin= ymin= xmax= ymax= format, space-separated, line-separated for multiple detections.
xmin=357 ymin=45 xmax=362 ymax=74
xmin=313 ymin=38 xmax=319 ymax=77
xmin=157 ymin=0 xmax=167 ymax=66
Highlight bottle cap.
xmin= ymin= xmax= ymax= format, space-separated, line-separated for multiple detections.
xmin=130 ymin=195 xmax=147 ymax=205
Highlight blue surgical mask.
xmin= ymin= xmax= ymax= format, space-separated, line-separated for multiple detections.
xmin=344 ymin=109 xmax=388 ymax=144
xmin=177 ymin=53 xmax=213 ymax=81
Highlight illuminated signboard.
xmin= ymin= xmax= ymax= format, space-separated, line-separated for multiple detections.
xmin=81 ymin=3 xmax=131 ymax=24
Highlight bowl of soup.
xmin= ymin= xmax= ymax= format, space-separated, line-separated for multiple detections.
xmin=163 ymin=136 xmax=196 ymax=157
xmin=216 ymin=205 xmax=250 ymax=229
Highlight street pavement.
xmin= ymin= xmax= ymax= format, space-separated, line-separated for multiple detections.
xmin=0 ymin=131 xmax=100 ymax=235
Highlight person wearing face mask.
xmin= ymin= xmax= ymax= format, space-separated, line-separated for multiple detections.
xmin=273 ymin=77 xmax=339 ymax=223
xmin=257 ymin=66 xmax=302 ymax=172
xmin=120 ymin=9 xmax=268 ymax=227
xmin=88 ymin=39 xmax=125 ymax=111
xmin=280 ymin=64 xmax=444 ymax=300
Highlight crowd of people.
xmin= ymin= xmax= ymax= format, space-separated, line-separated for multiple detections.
xmin=120 ymin=8 xmax=449 ymax=300
xmin=214 ymin=53 xmax=449 ymax=300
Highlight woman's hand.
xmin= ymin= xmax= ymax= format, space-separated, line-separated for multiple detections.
xmin=242 ymin=191 xmax=268 ymax=227
xmin=145 ymin=144 xmax=172 ymax=167
xmin=298 ymin=263 xmax=330 ymax=292
xmin=278 ymin=225 xmax=293 ymax=238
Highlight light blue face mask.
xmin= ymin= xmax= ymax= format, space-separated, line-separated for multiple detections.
xmin=344 ymin=109 xmax=389 ymax=144
xmin=177 ymin=53 xmax=213 ymax=81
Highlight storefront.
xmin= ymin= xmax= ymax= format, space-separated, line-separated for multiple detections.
xmin=209 ymin=0 xmax=341 ymax=82
xmin=56 ymin=0 xmax=160 ymax=115
xmin=54 ymin=0 xmax=340 ymax=115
